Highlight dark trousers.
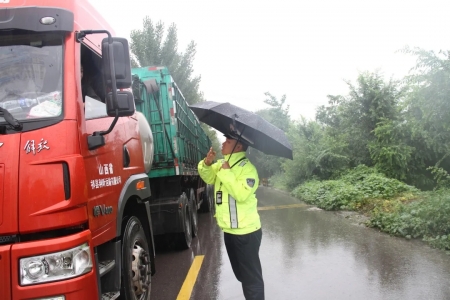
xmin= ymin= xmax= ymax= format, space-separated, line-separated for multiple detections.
xmin=224 ymin=228 xmax=264 ymax=300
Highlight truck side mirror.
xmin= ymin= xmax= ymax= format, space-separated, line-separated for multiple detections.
xmin=101 ymin=37 xmax=132 ymax=89
xmin=101 ymin=37 xmax=135 ymax=117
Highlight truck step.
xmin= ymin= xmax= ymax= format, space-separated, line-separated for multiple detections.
xmin=102 ymin=291 xmax=120 ymax=300
xmin=98 ymin=259 xmax=115 ymax=277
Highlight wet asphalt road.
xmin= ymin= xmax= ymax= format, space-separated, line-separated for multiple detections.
xmin=150 ymin=187 xmax=450 ymax=300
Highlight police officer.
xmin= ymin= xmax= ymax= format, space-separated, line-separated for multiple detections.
xmin=198 ymin=133 xmax=264 ymax=300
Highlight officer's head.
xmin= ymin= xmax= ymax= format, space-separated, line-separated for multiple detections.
xmin=222 ymin=133 xmax=250 ymax=155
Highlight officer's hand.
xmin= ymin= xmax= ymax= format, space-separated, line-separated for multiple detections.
xmin=204 ymin=147 xmax=216 ymax=166
xmin=221 ymin=161 xmax=230 ymax=169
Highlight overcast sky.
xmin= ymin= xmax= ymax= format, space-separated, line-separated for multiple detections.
xmin=89 ymin=0 xmax=449 ymax=121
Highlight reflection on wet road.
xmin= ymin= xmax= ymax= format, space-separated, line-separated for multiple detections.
xmin=152 ymin=187 xmax=450 ymax=300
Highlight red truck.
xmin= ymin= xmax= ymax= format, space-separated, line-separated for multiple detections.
xmin=0 ymin=0 xmax=156 ymax=299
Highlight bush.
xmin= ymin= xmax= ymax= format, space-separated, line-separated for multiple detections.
xmin=291 ymin=165 xmax=418 ymax=211
xmin=353 ymin=173 xmax=416 ymax=198
xmin=288 ymin=165 xmax=450 ymax=251
xmin=369 ymin=191 xmax=450 ymax=250
xmin=292 ymin=180 xmax=361 ymax=210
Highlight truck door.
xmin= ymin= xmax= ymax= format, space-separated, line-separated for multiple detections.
xmin=79 ymin=43 xmax=127 ymax=245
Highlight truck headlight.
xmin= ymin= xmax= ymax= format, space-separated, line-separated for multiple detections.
xmin=20 ymin=243 xmax=92 ymax=286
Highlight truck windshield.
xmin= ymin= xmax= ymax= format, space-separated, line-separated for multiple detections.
xmin=0 ymin=32 xmax=63 ymax=123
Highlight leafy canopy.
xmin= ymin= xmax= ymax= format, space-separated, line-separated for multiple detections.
xmin=130 ymin=17 xmax=204 ymax=105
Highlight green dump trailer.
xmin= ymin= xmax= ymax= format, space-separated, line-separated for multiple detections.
xmin=131 ymin=66 xmax=214 ymax=249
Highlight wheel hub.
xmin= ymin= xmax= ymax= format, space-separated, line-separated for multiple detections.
xmin=131 ymin=244 xmax=151 ymax=297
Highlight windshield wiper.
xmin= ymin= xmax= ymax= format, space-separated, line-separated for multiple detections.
xmin=0 ymin=107 xmax=23 ymax=132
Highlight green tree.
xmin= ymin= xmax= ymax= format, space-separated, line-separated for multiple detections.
xmin=261 ymin=92 xmax=290 ymax=132
xmin=282 ymin=117 xmax=349 ymax=189
xmin=130 ymin=17 xmax=204 ymax=105
xmin=270 ymin=49 xmax=450 ymax=191
xmin=368 ymin=118 xmax=414 ymax=180
xmin=401 ymin=47 xmax=450 ymax=188
xmin=317 ymin=71 xmax=403 ymax=169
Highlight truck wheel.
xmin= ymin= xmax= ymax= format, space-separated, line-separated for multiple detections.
xmin=121 ymin=216 xmax=151 ymax=300
xmin=190 ymin=189 xmax=198 ymax=238
xmin=177 ymin=197 xmax=192 ymax=249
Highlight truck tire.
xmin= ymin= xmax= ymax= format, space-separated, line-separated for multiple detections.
xmin=121 ymin=216 xmax=151 ymax=300
xmin=190 ymin=189 xmax=199 ymax=238
xmin=177 ymin=195 xmax=192 ymax=249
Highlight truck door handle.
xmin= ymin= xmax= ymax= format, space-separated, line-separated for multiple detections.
xmin=62 ymin=162 xmax=71 ymax=200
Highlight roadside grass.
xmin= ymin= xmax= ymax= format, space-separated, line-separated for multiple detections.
xmin=287 ymin=165 xmax=450 ymax=252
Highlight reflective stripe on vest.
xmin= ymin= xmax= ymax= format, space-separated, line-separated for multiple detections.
xmin=229 ymin=195 xmax=238 ymax=228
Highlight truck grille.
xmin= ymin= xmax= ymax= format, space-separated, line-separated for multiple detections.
xmin=0 ymin=235 xmax=16 ymax=245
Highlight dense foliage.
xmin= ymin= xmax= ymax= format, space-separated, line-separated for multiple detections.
xmin=263 ymin=47 xmax=450 ymax=251
xmin=270 ymin=47 xmax=450 ymax=192
xmin=369 ymin=191 xmax=450 ymax=250
xmin=291 ymin=165 xmax=418 ymax=211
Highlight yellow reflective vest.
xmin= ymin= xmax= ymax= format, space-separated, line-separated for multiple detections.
xmin=198 ymin=151 xmax=261 ymax=235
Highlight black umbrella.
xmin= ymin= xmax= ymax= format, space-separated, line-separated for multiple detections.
xmin=189 ymin=101 xmax=293 ymax=160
